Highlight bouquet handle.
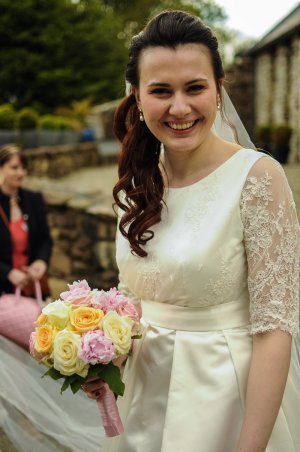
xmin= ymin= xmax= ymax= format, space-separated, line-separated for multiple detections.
xmin=96 ymin=384 xmax=124 ymax=437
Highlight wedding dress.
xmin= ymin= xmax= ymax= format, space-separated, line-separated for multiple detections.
xmin=104 ymin=148 xmax=300 ymax=452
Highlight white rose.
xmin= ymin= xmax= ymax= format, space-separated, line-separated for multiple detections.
xmin=42 ymin=300 xmax=70 ymax=329
xmin=52 ymin=330 xmax=88 ymax=377
xmin=101 ymin=311 xmax=132 ymax=355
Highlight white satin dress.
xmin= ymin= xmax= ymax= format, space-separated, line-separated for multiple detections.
xmin=104 ymin=148 xmax=300 ymax=452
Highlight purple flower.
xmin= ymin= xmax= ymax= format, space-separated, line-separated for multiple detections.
xmin=78 ymin=330 xmax=115 ymax=365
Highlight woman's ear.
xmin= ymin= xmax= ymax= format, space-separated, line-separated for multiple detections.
xmin=131 ymin=86 xmax=141 ymax=108
xmin=218 ymin=78 xmax=224 ymax=95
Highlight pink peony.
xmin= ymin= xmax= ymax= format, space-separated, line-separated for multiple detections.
xmin=78 ymin=330 xmax=115 ymax=365
xmin=117 ymin=301 xmax=140 ymax=323
xmin=90 ymin=287 xmax=126 ymax=313
xmin=60 ymin=280 xmax=93 ymax=306
xmin=29 ymin=332 xmax=48 ymax=362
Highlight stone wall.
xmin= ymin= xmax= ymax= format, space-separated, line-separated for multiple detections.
xmin=253 ymin=36 xmax=300 ymax=162
xmin=45 ymin=191 xmax=118 ymax=298
xmin=24 ymin=142 xmax=101 ymax=178
xmin=255 ymin=53 xmax=273 ymax=125
xmin=224 ymin=56 xmax=255 ymax=139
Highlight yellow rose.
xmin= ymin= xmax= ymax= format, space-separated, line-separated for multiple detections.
xmin=35 ymin=313 xmax=48 ymax=325
xmin=42 ymin=300 xmax=70 ymax=330
xmin=52 ymin=330 xmax=88 ymax=377
xmin=35 ymin=325 xmax=54 ymax=353
xmin=69 ymin=306 xmax=104 ymax=333
xmin=101 ymin=311 xmax=132 ymax=355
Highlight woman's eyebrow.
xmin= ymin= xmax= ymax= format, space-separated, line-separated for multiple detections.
xmin=186 ymin=78 xmax=208 ymax=85
xmin=148 ymin=78 xmax=208 ymax=87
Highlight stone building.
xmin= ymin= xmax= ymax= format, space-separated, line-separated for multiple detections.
xmin=226 ymin=4 xmax=300 ymax=163
xmin=249 ymin=3 xmax=300 ymax=162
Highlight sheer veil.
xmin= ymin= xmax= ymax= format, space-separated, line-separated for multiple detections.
xmin=0 ymin=336 xmax=105 ymax=451
xmin=213 ymin=87 xmax=256 ymax=150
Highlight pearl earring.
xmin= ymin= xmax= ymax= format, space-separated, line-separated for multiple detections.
xmin=217 ymin=98 xmax=221 ymax=110
xmin=139 ymin=108 xmax=144 ymax=122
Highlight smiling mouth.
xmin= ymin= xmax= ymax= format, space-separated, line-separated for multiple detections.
xmin=166 ymin=120 xmax=198 ymax=130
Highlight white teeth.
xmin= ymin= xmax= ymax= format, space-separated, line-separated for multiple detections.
xmin=168 ymin=121 xmax=195 ymax=130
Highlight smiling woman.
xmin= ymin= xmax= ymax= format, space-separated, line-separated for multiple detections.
xmin=83 ymin=10 xmax=300 ymax=452
xmin=133 ymin=44 xmax=220 ymax=156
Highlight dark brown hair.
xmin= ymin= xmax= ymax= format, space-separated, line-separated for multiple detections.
xmin=113 ymin=10 xmax=225 ymax=257
xmin=0 ymin=144 xmax=27 ymax=168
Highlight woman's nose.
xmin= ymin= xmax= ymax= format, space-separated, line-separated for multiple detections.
xmin=169 ymin=93 xmax=191 ymax=117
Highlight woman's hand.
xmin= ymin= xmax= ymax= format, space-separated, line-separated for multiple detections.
xmin=25 ymin=260 xmax=47 ymax=280
xmin=8 ymin=268 xmax=30 ymax=288
xmin=82 ymin=377 xmax=106 ymax=400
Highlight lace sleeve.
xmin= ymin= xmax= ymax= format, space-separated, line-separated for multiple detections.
xmin=240 ymin=156 xmax=300 ymax=336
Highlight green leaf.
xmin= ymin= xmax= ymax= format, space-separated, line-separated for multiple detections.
xmin=100 ymin=363 xmax=125 ymax=396
xmin=61 ymin=376 xmax=73 ymax=394
xmin=131 ymin=334 xmax=142 ymax=339
xmin=61 ymin=373 xmax=85 ymax=394
xmin=87 ymin=363 xmax=105 ymax=377
xmin=42 ymin=367 xmax=64 ymax=380
xmin=70 ymin=377 xmax=85 ymax=394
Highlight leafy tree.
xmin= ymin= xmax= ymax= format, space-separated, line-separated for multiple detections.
xmin=0 ymin=0 xmax=127 ymax=110
xmin=103 ymin=0 xmax=228 ymax=40
xmin=103 ymin=0 xmax=232 ymax=62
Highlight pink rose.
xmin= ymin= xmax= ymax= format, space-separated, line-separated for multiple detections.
xmin=78 ymin=330 xmax=115 ymax=365
xmin=29 ymin=332 xmax=48 ymax=361
xmin=91 ymin=287 xmax=125 ymax=313
xmin=60 ymin=280 xmax=93 ymax=306
xmin=117 ymin=301 xmax=140 ymax=323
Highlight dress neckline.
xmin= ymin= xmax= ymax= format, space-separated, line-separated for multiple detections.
xmin=10 ymin=217 xmax=24 ymax=225
xmin=166 ymin=147 xmax=248 ymax=191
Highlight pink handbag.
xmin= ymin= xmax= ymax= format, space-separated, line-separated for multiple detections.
xmin=0 ymin=281 xmax=42 ymax=349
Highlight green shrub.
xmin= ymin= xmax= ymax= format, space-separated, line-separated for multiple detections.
xmin=0 ymin=104 xmax=16 ymax=129
xmin=271 ymin=124 xmax=292 ymax=147
xmin=38 ymin=115 xmax=71 ymax=130
xmin=55 ymin=117 xmax=71 ymax=130
xmin=255 ymin=124 xmax=272 ymax=145
xmin=16 ymin=107 xmax=39 ymax=130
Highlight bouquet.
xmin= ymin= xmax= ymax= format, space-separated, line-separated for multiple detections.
xmin=29 ymin=280 xmax=141 ymax=437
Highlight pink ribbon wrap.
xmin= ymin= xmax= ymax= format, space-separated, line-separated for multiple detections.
xmin=96 ymin=384 xmax=124 ymax=437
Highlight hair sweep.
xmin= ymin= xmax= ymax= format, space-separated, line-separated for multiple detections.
xmin=0 ymin=144 xmax=27 ymax=168
xmin=113 ymin=10 xmax=225 ymax=257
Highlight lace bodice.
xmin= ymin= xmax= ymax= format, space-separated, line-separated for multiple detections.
xmin=116 ymin=149 xmax=300 ymax=336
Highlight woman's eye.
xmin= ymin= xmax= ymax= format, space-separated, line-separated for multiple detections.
xmin=188 ymin=85 xmax=204 ymax=93
xmin=149 ymin=88 xmax=170 ymax=95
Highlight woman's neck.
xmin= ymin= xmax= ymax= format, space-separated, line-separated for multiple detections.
xmin=161 ymin=135 xmax=219 ymax=186
xmin=161 ymin=135 xmax=241 ymax=188
xmin=1 ymin=183 xmax=18 ymax=198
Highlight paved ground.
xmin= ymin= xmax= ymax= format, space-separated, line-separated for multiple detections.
xmin=24 ymin=163 xmax=118 ymax=204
